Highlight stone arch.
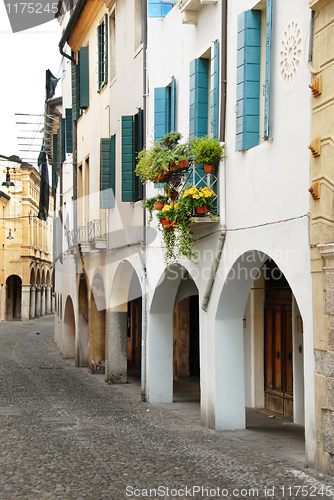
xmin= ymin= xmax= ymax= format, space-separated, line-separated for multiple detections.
xmin=63 ymin=295 xmax=75 ymax=358
xmin=89 ymin=270 xmax=106 ymax=374
xmin=41 ymin=269 xmax=45 ymax=285
xmin=30 ymin=267 xmax=36 ymax=285
xmin=77 ymin=272 xmax=89 ymax=367
xmin=213 ymin=250 xmax=307 ymax=433
xmin=6 ymin=275 xmax=22 ymax=320
xmin=36 ymin=268 xmax=41 ymax=285
xmin=46 ymin=270 xmax=51 ymax=285
xmin=147 ymin=264 xmax=199 ymax=403
xmin=107 ymin=260 xmax=142 ymax=383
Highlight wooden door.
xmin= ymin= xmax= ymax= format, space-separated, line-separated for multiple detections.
xmin=264 ymin=287 xmax=293 ymax=417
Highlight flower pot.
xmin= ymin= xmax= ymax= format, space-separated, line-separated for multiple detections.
xmin=154 ymin=170 xmax=169 ymax=183
xmin=169 ymin=191 xmax=178 ymax=202
xmin=154 ymin=201 xmax=164 ymax=210
xmin=204 ymin=164 xmax=215 ymax=174
xmin=178 ymin=159 xmax=189 ymax=168
xmin=161 ymin=218 xmax=176 ymax=229
xmin=196 ymin=205 xmax=208 ymax=214
xmin=171 ymin=180 xmax=180 ymax=187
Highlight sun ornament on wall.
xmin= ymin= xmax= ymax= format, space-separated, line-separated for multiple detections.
xmin=280 ymin=22 xmax=302 ymax=90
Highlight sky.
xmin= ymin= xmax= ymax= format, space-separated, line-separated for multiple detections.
xmin=0 ymin=3 xmax=62 ymax=165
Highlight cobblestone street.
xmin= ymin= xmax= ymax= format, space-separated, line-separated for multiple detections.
xmin=0 ymin=316 xmax=333 ymax=500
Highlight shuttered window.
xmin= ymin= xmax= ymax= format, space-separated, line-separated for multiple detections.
xmin=65 ymin=108 xmax=72 ymax=153
xmin=97 ymin=14 xmax=108 ymax=91
xmin=52 ymin=133 xmax=59 ymax=195
xmin=210 ymin=40 xmax=219 ymax=140
xmin=61 ymin=118 xmax=66 ymax=164
xmin=121 ymin=110 xmax=144 ymax=202
xmin=79 ymin=46 xmax=89 ymax=109
xmin=154 ymin=87 xmax=171 ymax=142
xmin=189 ymin=58 xmax=209 ymax=138
xmin=235 ymin=9 xmax=264 ymax=151
xmin=264 ymin=0 xmax=272 ymax=140
xmin=100 ymin=135 xmax=116 ymax=209
xmin=72 ymin=63 xmax=80 ymax=121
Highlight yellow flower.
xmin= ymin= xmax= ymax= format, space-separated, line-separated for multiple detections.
xmin=193 ymin=194 xmax=200 ymax=199
xmin=200 ymin=192 xmax=205 ymax=197
xmin=183 ymin=190 xmax=189 ymax=197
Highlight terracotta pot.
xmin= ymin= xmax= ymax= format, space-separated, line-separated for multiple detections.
xmin=178 ymin=159 xmax=189 ymax=168
xmin=169 ymin=163 xmax=177 ymax=171
xmin=154 ymin=170 xmax=169 ymax=183
xmin=169 ymin=191 xmax=178 ymax=201
xmin=171 ymin=180 xmax=180 ymax=187
xmin=204 ymin=164 xmax=215 ymax=174
xmin=196 ymin=205 xmax=208 ymax=214
xmin=154 ymin=201 xmax=164 ymax=210
xmin=161 ymin=218 xmax=176 ymax=229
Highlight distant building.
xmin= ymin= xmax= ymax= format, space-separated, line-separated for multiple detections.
xmin=0 ymin=156 xmax=54 ymax=321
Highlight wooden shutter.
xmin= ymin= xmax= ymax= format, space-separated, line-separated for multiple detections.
xmin=52 ymin=133 xmax=58 ymax=195
xmin=171 ymin=76 xmax=176 ymax=132
xmin=134 ymin=109 xmax=144 ymax=201
xmin=264 ymin=0 xmax=272 ymax=140
xmin=72 ymin=63 xmax=80 ymax=121
xmin=97 ymin=24 xmax=103 ymax=90
xmin=189 ymin=58 xmax=209 ymax=138
xmin=236 ymin=10 xmax=261 ymax=151
xmin=154 ymin=87 xmax=171 ymax=142
xmin=100 ymin=135 xmax=116 ymax=209
xmin=79 ymin=46 xmax=89 ymax=109
xmin=61 ymin=118 xmax=66 ymax=163
xmin=210 ymin=40 xmax=219 ymax=140
xmin=65 ymin=108 xmax=72 ymax=153
xmin=122 ymin=116 xmax=134 ymax=202
xmin=103 ymin=14 xmax=108 ymax=84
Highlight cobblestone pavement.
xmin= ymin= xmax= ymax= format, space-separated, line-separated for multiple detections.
xmin=0 ymin=317 xmax=333 ymax=500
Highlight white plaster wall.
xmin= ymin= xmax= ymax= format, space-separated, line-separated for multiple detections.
xmin=243 ymin=296 xmax=251 ymax=407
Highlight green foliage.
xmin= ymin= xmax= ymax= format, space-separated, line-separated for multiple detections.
xmin=190 ymin=136 xmax=226 ymax=165
xmin=142 ymin=195 xmax=169 ymax=224
xmin=159 ymin=131 xmax=182 ymax=149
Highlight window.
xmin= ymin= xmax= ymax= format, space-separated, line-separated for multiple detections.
xmin=97 ymin=14 xmax=108 ymax=91
xmin=121 ymin=109 xmax=144 ymax=202
xmin=154 ymin=77 xmax=176 ymax=142
xmin=2 ymin=244 xmax=4 ymax=271
xmin=236 ymin=0 xmax=272 ymax=151
xmin=72 ymin=45 xmax=90 ymax=120
xmin=110 ymin=11 xmax=116 ymax=81
xmin=65 ymin=108 xmax=72 ymax=153
xmin=100 ymin=135 xmax=116 ymax=209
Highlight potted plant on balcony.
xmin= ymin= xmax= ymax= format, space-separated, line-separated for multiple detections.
xmin=190 ymin=136 xmax=226 ymax=174
xmin=182 ymin=186 xmax=216 ymax=214
xmin=142 ymin=194 xmax=169 ymax=224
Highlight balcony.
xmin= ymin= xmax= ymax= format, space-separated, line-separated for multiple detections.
xmin=67 ymin=226 xmax=90 ymax=254
xmin=177 ymin=0 xmax=217 ymax=24
xmin=87 ymin=219 xmax=107 ymax=250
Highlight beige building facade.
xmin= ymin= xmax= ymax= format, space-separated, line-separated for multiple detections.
xmin=309 ymin=0 xmax=334 ymax=473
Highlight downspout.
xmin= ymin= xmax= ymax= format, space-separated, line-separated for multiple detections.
xmin=141 ymin=0 xmax=148 ymax=401
xmin=308 ymin=10 xmax=317 ymax=74
xmin=201 ymin=0 xmax=228 ymax=313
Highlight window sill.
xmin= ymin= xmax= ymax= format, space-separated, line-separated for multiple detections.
xmin=134 ymin=43 xmax=143 ymax=60
xmin=98 ymin=83 xmax=108 ymax=95
xmin=109 ymin=76 xmax=117 ymax=89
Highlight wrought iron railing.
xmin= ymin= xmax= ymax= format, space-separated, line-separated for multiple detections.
xmin=67 ymin=226 xmax=86 ymax=247
xmin=87 ymin=219 xmax=101 ymax=241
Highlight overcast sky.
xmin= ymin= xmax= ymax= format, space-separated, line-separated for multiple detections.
xmin=0 ymin=4 xmax=62 ymax=165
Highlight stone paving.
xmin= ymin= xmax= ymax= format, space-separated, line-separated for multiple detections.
xmin=0 ymin=316 xmax=333 ymax=500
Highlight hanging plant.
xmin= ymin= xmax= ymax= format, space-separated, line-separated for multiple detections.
xmin=190 ymin=136 xmax=226 ymax=168
xmin=142 ymin=195 xmax=169 ymax=224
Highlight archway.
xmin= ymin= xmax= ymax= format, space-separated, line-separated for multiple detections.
xmin=77 ymin=273 xmax=89 ymax=367
xmin=89 ymin=271 xmax=106 ymax=374
xmin=29 ymin=268 xmax=36 ymax=319
xmin=63 ymin=296 xmax=75 ymax=358
xmin=108 ymin=260 xmax=142 ymax=384
xmin=147 ymin=265 xmax=199 ymax=404
xmin=6 ymin=275 xmax=22 ymax=320
xmin=214 ymin=251 xmax=305 ymax=431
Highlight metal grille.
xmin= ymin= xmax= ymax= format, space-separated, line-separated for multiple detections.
xmin=87 ymin=219 xmax=101 ymax=241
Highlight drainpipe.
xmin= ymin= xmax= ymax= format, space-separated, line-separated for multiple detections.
xmin=201 ymin=0 xmax=228 ymax=312
xmin=140 ymin=0 xmax=148 ymax=401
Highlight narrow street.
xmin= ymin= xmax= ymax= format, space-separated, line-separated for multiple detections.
xmin=0 ymin=316 xmax=332 ymax=500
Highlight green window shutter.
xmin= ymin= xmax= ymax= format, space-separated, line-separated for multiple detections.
xmin=61 ymin=118 xmax=66 ymax=163
xmin=210 ymin=40 xmax=219 ymax=140
xmin=122 ymin=115 xmax=135 ymax=202
xmin=65 ymin=108 xmax=73 ymax=153
xmin=154 ymin=87 xmax=171 ymax=142
xmin=264 ymin=0 xmax=272 ymax=140
xmin=103 ymin=14 xmax=108 ymax=84
xmin=97 ymin=24 xmax=103 ymax=90
xmin=72 ymin=63 xmax=80 ymax=120
xmin=100 ymin=135 xmax=116 ymax=209
xmin=79 ymin=46 xmax=89 ymax=109
xmin=189 ymin=58 xmax=209 ymax=138
xmin=236 ymin=10 xmax=261 ymax=151
xmin=134 ymin=109 xmax=144 ymax=201
xmin=171 ymin=76 xmax=176 ymax=132
xmin=52 ymin=133 xmax=58 ymax=195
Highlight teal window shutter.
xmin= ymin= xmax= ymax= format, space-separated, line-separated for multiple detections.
xmin=210 ymin=40 xmax=219 ymax=140
xmin=189 ymin=58 xmax=209 ymax=138
xmin=61 ymin=118 xmax=66 ymax=163
xmin=122 ymin=115 xmax=134 ymax=202
xmin=134 ymin=109 xmax=144 ymax=201
xmin=52 ymin=133 xmax=58 ymax=195
xmin=79 ymin=46 xmax=89 ymax=109
xmin=100 ymin=135 xmax=116 ymax=209
xmin=72 ymin=64 xmax=80 ymax=120
xmin=65 ymin=108 xmax=72 ymax=153
xmin=236 ymin=10 xmax=261 ymax=151
xmin=103 ymin=14 xmax=108 ymax=84
xmin=264 ymin=0 xmax=272 ymax=140
xmin=154 ymin=87 xmax=171 ymax=142
xmin=171 ymin=76 xmax=176 ymax=132
xmin=97 ymin=24 xmax=103 ymax=91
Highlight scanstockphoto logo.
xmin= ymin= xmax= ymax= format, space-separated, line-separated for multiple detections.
xmin=3 ymin=0 xmax=60 ymax=33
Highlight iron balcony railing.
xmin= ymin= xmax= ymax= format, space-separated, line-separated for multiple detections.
xmin=67 ymin=226 xmax=86 ymax=247
xmin=87 ymin=219 xmax=101 ymax=241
